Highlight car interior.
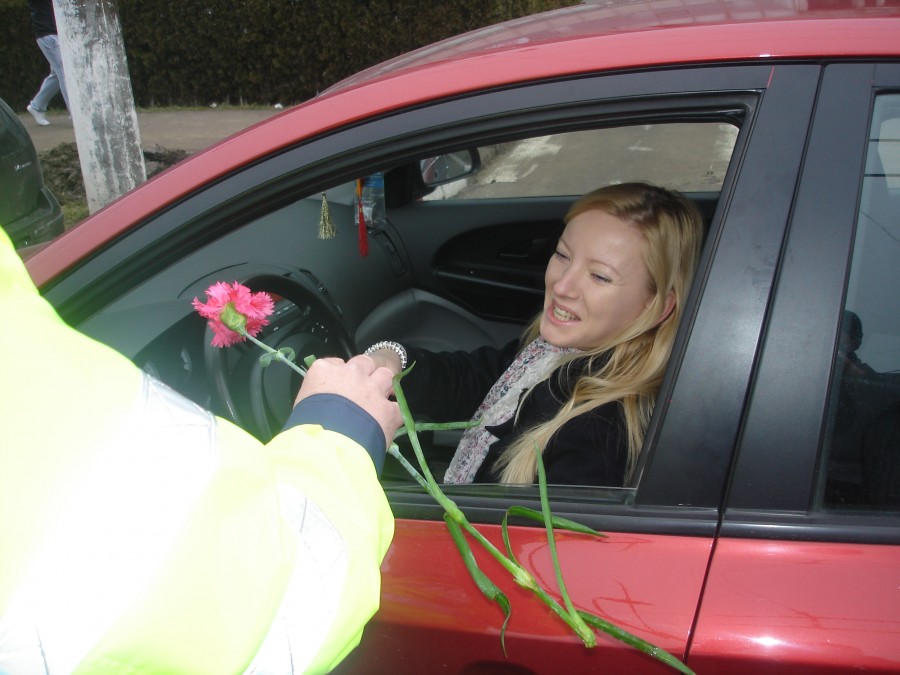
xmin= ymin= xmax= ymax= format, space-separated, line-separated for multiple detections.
xmin=72 ymin=119 xmax=737 ymax=489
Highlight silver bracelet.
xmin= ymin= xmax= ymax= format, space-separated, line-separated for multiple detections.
xmin=364 ymin=340 xmax=408 ymax=370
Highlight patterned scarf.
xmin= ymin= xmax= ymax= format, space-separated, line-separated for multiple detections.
xmin=443 ymin=337 xmax=578 ymax=484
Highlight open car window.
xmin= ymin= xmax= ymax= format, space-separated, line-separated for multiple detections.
xmin=422 ymin=123 xmax=739 ymax=201
xmin=369 ymin=120 xmax=743 ymax=497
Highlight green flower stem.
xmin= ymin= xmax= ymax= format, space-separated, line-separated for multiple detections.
xmin=391 ymin=370 xmax=466 ymax=522
xmin=576 ymin=612 xmax=696 ymax=675
xmin=386 ymin=437 xmax=532 ymax=581
xmin=387 ymin=443 xmax=431 ymax=492
xmin=239 ymin=328 xmax=307 ymax=377
xmin=389 ymin=372 xmax=597 ymax=642
xmin=444 ymin=514 xmax=512 ymax=655
xmin=388 ymin=372 xmax=694 ymax=671
xmin=535 ymin=442 xmax=597 ymax=647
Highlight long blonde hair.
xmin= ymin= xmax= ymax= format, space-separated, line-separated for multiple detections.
xmin=495 ymin=182 xmax=704 ymax=484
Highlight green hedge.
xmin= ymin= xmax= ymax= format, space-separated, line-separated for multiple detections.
xmin=0 ymin=0 xmax=578 ymax=111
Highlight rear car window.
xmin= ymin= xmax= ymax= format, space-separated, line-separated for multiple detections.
xmin=821 ymin=93 xmax=900 ymax=510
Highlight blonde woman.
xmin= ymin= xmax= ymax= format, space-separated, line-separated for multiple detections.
xmin=366 ymin=182 xmax=704 ymax=486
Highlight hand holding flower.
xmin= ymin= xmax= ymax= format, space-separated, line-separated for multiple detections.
xmin=297 ymin=356 xmax=402 ymax=448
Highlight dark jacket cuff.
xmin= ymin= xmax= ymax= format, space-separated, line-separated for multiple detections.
xmin=283 ymin=394 xmax=386 ymax=473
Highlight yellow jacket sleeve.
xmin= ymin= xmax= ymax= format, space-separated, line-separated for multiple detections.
xmin=0 ymin=228 xmax=393 ymax=674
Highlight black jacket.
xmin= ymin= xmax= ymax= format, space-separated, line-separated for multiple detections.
xmin=28 ymin=0 xmax=57 ymax=38
xmin=403 ymin=341 xmax=627 ymax=486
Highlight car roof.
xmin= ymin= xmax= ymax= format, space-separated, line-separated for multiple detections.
xmin=325 ymin=0 xmax=900 ymax=94
xmin=26 ymin=0 xmax=900 ymax=286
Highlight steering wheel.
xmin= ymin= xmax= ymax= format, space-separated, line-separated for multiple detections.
xmin=204 ymin=274 xmax=355 ymax=441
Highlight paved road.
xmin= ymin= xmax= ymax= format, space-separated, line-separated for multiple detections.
xmin=19 ymin=107 xmax=284 ymax=154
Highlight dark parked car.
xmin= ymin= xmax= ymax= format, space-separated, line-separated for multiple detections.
xmin=25 ymin=0 xmax=900 ymax=672
xmin=0 ymin=97 xmax=63 ymax=249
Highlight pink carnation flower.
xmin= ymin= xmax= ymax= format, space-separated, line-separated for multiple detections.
xmin=193 ymin=281 xmax=275 ymax=347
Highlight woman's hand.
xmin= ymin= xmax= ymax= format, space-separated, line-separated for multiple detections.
xmin=366 ymin=347 xmax=403 ymax=375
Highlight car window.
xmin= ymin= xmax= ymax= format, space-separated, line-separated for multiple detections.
xmin=421 ymin=123 xmax=738 ymax=200
xmin=821 ymin=93 xmax=900 ymax=510
xmin=370 ymin=118 xmax=743 ymax=497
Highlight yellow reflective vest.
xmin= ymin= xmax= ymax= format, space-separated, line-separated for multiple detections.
xmin=0 ymin=229 xmax=394 ymax=674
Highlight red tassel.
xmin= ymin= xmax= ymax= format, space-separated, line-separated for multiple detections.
xmin=358 ymin=204 xmax=369 ymax=257
xmin=356 ymin=179 xmax=369 ymax=257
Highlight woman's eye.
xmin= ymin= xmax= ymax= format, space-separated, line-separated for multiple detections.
xmin=554 ymin=249 xmax=569 ymax=261
xmin=591 ymin=273 xmax=611 ymax=284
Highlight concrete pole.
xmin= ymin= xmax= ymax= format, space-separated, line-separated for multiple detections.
xmin=52 ymin=0 xmax=146 ymax=214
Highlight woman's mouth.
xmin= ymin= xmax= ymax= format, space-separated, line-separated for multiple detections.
xmin=551 ymin=304 xmax=578 ymax=322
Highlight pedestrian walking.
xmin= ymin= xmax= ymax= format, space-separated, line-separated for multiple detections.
xmin=26 ymin=0 xmax=70 ymax=126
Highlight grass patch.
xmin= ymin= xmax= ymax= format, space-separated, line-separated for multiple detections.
xmin=61 ymin=202 xmax=90 ymax=229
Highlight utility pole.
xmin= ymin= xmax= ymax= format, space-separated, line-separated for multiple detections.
xmin=52 ymin=0 xmax=146 ymax=214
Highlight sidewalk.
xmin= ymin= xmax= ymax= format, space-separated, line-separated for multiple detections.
xmin=19 ymin=107 xmax=285 ymax=154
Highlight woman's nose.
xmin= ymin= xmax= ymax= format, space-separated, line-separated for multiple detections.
xmin=552 ymin=267 xmax=578 ymax=297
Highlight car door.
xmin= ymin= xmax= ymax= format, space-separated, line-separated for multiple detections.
xmin=688 ymin=63 xmax=900 ymax=674
xmin=332 ymin=63 xmax=822 ymax=675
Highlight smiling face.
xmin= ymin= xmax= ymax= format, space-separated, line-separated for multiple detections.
xmin=540 ymin=209 xmax=655 ymax=351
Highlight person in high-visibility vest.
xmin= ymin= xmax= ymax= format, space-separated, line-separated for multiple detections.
xmin=0 ymin=227 xmax=400 ymax=674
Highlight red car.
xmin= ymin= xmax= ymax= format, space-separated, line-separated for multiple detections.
xmin=28 ymin=1 xmax=900 ymax=672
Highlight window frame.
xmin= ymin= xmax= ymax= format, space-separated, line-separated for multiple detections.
xmin=360 ymin=64 xmax=819 ymax=534
xmin=722 ymin=63 xmax=900 ymax=544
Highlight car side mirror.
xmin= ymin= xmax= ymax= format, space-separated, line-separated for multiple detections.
xmin=419 ymin=149 xmax=481 ymax=188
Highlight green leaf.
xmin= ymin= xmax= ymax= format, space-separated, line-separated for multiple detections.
xmin=219 ymin=302 xmax=247 ymax=333
xmin=394 ymin=419 xmax=482 ymax=435
xmin=259 ymin=352 xmax=274 ymax=367
xmin=277 ymin=346 xmax=296 ymax=362
xmin=445 ymin=514 xmax=512 ymax=656
xmin=576 ymin=611 xmax=696 ymax=674
xmin=303 ymin=354 xmax=317 ymax=368
xmin=504 ymin=505 xmax=607 ymax=538
xmin=501 ymin=509 xmax=518 ymax=564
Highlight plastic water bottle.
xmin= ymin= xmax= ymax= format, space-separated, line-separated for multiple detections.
xmin=359 ymin=172 xmax=386 ymax=229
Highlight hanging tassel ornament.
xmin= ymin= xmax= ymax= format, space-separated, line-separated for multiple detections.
xmin=356 ymin=178 xmax=369 ymax=257
xmin=318 ymin=192 xmax=336 ymax=239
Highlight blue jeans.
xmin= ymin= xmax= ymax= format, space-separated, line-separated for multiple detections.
xmin=31 ymin=34 xmax=69 ymax=112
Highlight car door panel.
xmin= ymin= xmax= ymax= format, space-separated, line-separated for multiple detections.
xmin=389 ymin=198 xmax=571 ymax=322
xmin=687 ymin=539 xmax=900 ymax=674
xmin=334 ymin=520 xmax=713 ymax=675
xmin=432 ymin=219 xmax=560 ymax=323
